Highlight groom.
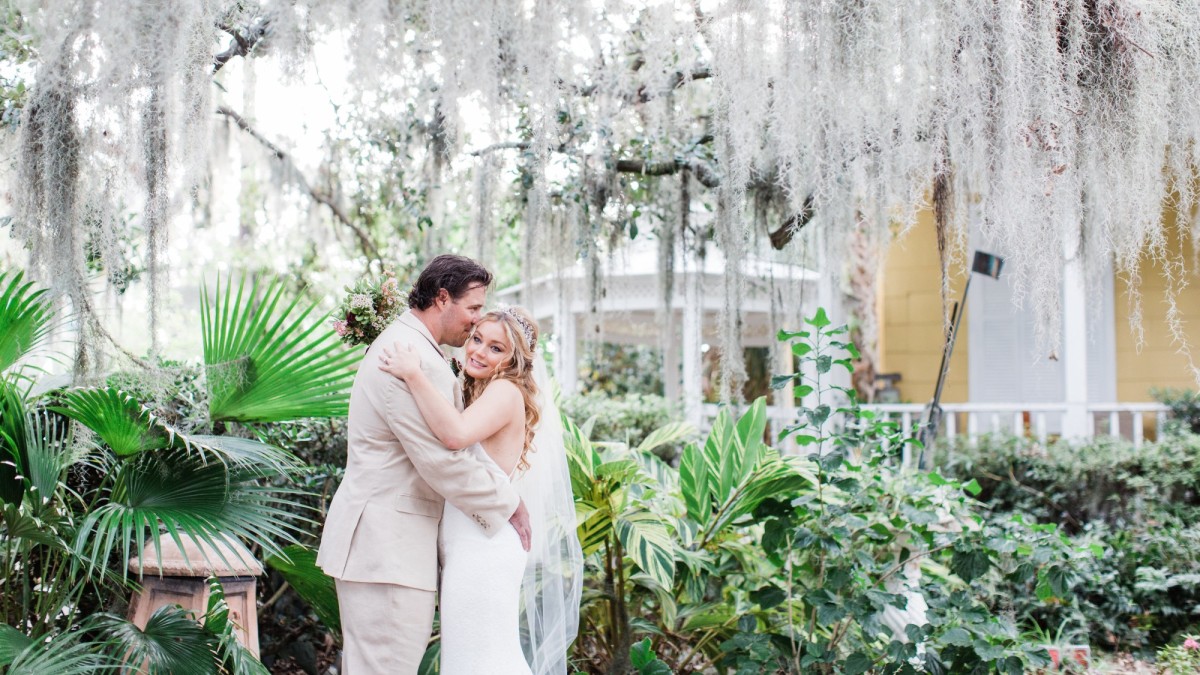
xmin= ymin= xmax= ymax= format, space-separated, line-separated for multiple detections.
xmin=317 ymin=254 xmax=531 ymax=674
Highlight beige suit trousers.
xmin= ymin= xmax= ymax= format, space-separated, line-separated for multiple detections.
xmin=336 ymin=579 xmax=436 ymax=675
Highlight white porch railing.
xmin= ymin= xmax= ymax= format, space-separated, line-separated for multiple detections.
xmin=699 ymin=402 xmax=1171 ymax=449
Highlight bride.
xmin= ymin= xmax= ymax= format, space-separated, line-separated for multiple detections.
xmin=378 ymin=305 xmax=583 ymax=675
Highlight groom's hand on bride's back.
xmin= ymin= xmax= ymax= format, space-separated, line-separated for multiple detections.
xmin=509 ymin=499 xmax=532 ymax=551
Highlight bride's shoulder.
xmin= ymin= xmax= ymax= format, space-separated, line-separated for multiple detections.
xmin=482 ymin=378 xmax=524 ymax=402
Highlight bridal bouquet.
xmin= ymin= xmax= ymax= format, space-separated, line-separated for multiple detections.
xmin=332 ymin=270 xmax=404 ymax=347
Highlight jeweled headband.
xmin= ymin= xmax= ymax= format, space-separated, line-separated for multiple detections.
xmin=499 ymin=307 xmax=536 ymax=351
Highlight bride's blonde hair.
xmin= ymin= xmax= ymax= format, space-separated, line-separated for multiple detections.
xmin=462 ymin=306 xmax=541 ymax=471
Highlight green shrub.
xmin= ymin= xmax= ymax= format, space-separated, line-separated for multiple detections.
xmin=559 ymin=392 xmax=685 ymax=460
xmin=936 ymin=434 xmax=1200 ymax=653
xmin=935 ymin=433 xmax=1200 ymax=529
xmin=1152 ymin=387 xmax=1200 ymax=436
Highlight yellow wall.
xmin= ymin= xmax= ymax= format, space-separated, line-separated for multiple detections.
xmin=881 ymin=198 xmax=1200 ymax=403
xmin=878 ymin=207 xmax=970 ymax=404
xmin=1115 ymin=203 xmax=1200 ymax=401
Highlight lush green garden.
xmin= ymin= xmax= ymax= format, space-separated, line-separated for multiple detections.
xmin=1 ymin=267 xmax=1198 ymax=674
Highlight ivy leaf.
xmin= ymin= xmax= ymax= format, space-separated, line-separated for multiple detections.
xmin=806 ymin=308 xmax=831 ymax=328
xmin=963 ymin=479 xmax=982 ymax=496
xmin=940 ymin=627 xmax=973 ymax=646
xmin=750 ymin=584 xmax=787 ymax=609
xmin=792 ymin=342 xmax=813 ymax=356
xmin=843 ymin=652 xmax=873 ymax=675
xmin=951 ymin=548 xmax=992 ymax=582
xmin=770 ymin=374 xmax=796 ymax=390
xmin=815 ymin=355 xmax=832 ymax=374
xmin=777 ymin=329 xmax=810 ymax=341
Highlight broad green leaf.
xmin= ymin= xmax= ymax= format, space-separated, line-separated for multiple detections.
xmin=203 ymin=275 xmax=358 ymax=423
xmin=734 ymin=397 xmax=768 ymax=473
xmin=266 ymin=545 xmax=341 ymax=632
xmin=679 ymin=442 xmax=711 ymax=525
xmin=636 ymin=422 xmax=694 ymax=455
xmin=616 ymin=511 xmax=676 ymax=588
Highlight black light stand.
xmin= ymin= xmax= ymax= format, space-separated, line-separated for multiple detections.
xmin=915 ymin=250 xmax=1004 ymax=468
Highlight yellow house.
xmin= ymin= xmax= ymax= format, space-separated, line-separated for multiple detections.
xmin=876 ymin=200 xmax=1198 ymax=444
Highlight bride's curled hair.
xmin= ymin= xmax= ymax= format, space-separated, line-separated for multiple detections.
xmin=462 ymin=306 xmax=541 ymax=471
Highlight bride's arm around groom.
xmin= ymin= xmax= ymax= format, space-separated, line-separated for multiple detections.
xmin=317 ymin=255 xmax=528 ymax=674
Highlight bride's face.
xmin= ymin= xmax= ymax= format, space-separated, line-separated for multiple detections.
xmin=463 ymin=319 xmax=512 ymax=379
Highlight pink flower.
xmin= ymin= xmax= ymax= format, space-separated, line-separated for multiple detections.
xmin=332 ymin=319 xmax=348 ymax=336
xmin=1184 ymin=638 xmax=1200 ymax=650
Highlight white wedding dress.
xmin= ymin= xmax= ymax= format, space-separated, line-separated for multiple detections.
xmin=439 ymin=444 xmax=532 ymax=675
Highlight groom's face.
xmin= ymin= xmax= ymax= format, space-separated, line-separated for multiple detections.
xmin=439 ymin=283 xmax=488 ymax=347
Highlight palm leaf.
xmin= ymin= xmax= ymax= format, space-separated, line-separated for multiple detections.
xmin=52 ymin=388 xmax=170 ymax=457
xmin=265 ymin=544 xmax=341 ymax=633
xmin=0 ymin=624 xmax=32 ymax=667
xmin=202 ymin=275 xmax=358 ymax=423
xmin=0 ymin=270 xmax=55 ymax=374
xmin=0 ymin=377 xmax=29 ymax=506
xmin=73 ymin=449 xmax=306 ymax=578
xmin=51 ymin=388 xmax=302 ymax=477
xmin=5 ymin=630 xmax=111 ymax=674
xmin=1 ymin=501 xmax=67 ymax=549
xmin=203 ymin=578 xmax=270 ymax=675
xmin=97 ymin=608 xmax=217 ymax=675
xmin=20 ymin=409 xmax=73 ymax=512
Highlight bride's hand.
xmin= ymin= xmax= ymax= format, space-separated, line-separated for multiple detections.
xmin=378 ymin=342 xmax=421 ymax=380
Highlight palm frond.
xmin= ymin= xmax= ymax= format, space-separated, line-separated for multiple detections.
xmin=203 ymin=578 xmax=270 ymax=675
xmin=0 ymin=270 xmax=55 ymax=374
xmin=0 ymin=624 xmax=32 ymax=667
xmin=5 ymin=629 xmax=112 ymax=674
xmin=51 ymin=387 xmax=170 ymax=458
xmin=265 ymin=544 xmax=341 ymax=632
xmin=1 ymin=501 xmax=67 ymax=549
xmin=51 ymin=388 xmax=303 ymax=479
xmin=96 ymin=608 xmax=217 ymax=675
xmin=0 ymin=377 xmax=29 ymax=506
xmin=185 ymin=434 xmax=303 ymax=478
xmin=202 ymin=275 xmax=358 ymax=423
xmin=73 ymin=449 xmax=307 ymax=578
xmin=21 ymin=409 xmax=73 ymax=512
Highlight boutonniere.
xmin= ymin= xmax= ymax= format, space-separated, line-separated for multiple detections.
xmin=449 ymin=357 xmax=462 ymax=378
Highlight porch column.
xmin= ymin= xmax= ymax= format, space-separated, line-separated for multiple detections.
xmin=682 ymin=269 xmax=703 ymax=430
xmin=663 ymin=311 xmax=681 ymax=402
xmin=555 ymin=306 xmax=579 ymax=395
xmin=1062 ymin=226 xmax=1089 ymax=438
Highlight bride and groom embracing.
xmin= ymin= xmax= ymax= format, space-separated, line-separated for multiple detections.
xmin=317 ymin=255 xmax=583 ymax=674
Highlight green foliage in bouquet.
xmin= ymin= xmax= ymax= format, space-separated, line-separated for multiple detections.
xmin=332 ymin=269 xmax=404 ymax=347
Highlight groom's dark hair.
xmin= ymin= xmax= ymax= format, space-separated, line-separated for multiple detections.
xmin=407 ymin=255 xmax=494 ymax=310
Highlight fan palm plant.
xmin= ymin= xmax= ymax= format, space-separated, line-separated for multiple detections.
xmin=0 ymin=268 xmax=357 ymax=673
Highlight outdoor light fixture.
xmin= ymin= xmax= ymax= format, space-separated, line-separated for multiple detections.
xmin=916 ymin=250 xmax=1005 ymax=466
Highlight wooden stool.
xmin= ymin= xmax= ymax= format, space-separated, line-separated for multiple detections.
xmin=127 ymin=536 xmax=263 ymax=656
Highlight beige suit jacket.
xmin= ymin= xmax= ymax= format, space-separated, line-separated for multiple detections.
xmin=317 ymin=311 xmax=520 ymax=591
